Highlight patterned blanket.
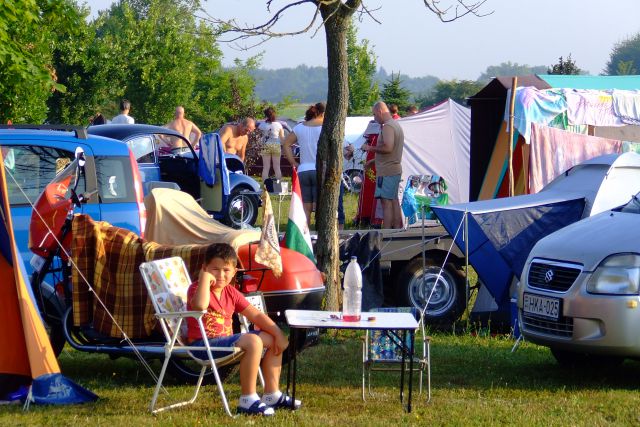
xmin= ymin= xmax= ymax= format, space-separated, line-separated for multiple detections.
xmin=71 ymin=214 xmax=213 ymax=338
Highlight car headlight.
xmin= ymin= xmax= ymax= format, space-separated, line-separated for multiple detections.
xmin=587 ymin=254 xmax=640 ymax=295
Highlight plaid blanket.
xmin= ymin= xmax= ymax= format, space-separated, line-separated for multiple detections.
xmin=71 ymin=214 xmax=212 ymax=338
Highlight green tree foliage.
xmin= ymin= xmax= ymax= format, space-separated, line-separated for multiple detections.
xmin=415 ymin=79 xmax=483 ymax=108
xmin=380 ymin=72 xmax=412 ymax=112
xmin=547 ymin=54 xmax=582 ymax=75
xmin=48 ymin=0 xmax=259 ymax=130
xmin=0 ymin=0 xmax=83 ymax=123
xmin=605 ymin=33 xmax=640 ymax=76
xmin=346 ymin=19 xmax=379 ymax=115
xmin=477 ymin=61 xmax=548 ymax=83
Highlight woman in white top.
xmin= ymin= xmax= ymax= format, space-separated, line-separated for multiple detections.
xmin=257 ymin=106 xmax=285 ymax=182
xmin=283 ymin=102 xmax=325 ymax=226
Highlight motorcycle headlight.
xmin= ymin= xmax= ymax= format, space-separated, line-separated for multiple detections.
xmin=587 ymin=254 xmax=640 ymax=295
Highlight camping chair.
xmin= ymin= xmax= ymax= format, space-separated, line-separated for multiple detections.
xmin=140 ymin=257 xmax=263 ymax=416
xmin=362 ymin=307 xmax=431 ymax=402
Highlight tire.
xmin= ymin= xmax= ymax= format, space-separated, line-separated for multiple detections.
xmin=396 ymin=257 xmax=466 ymax=328
xmin=223 ymin=187 xmax=259 ymax=229
xmin=30 ymin=258 xmax=68 ymax=357
xmin=550 ymin=348 xmax=625 ymax=368
xmin=166 ymin=357 xmax=236 ymax=385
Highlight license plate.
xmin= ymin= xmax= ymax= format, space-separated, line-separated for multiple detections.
xmin=523 ymin=293 xmax=560 ymax=320
xmin=30 ymin=254 xmax=46 ymax=272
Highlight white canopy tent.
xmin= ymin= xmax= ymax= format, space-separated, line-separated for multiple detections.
xmin=399 ymin=99 xmax=471 ymax=204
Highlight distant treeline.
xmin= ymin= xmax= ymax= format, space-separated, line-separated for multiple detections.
xmin=251 ymin=65 xmax=439 ymax=103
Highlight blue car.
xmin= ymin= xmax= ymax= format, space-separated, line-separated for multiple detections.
xmin=88 ymin=124 xmax=261 ymax=228
xmin=1 ymin=126 xmax=145 ymax=275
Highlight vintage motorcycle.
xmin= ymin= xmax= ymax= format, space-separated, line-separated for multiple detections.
xmin=28 ymin=148 xmax=324 ymax=383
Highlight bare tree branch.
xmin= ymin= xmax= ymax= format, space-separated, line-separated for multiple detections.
xmin=422 ymin=0 xmax=492 ymax=22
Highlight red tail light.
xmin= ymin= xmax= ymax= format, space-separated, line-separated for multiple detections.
xmin=128 ymin=149 xmax=146 ymax=238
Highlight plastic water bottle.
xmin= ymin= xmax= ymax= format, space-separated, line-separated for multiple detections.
xmin=343 ymin=256 xmax=362 ymax=321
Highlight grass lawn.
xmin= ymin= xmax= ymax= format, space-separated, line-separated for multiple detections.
xmin=255 ymin=177 xmax=360 ymax=232
xmin=2 ymin=331 xmax=640 ymax=425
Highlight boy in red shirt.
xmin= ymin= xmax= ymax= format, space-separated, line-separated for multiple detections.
xmin=187 ymin=243 xmax=300 ymax=415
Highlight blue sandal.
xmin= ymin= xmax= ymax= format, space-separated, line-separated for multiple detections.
xmin=269 ymin=393 xmax=302 ymax=410
xmin=237 ymin=400 xmax=274 ymax=416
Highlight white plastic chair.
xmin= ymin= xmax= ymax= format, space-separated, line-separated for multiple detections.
xmin=140 ymin=256 xmax=247 ymax=416
xmin=362 ymin=307 xmax=431 ymax=402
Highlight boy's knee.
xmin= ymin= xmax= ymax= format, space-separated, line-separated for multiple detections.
xmin=239 ymin=333 xmax=263 ymax=353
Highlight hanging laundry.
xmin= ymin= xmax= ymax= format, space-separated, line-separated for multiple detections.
xmin=529 ymin=123 xmax=622 ymax=193
xmin=564 ymin=89 xmax=624 ymax=127
xmin=504 ymin=87 xmax=567 ymax=142
xmin=612 ymin=89 xmax=640 ymax=126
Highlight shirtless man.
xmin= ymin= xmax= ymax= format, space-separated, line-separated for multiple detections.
xmin=219 ymin=117 xmax=256 ymax=161
xmin=165 ymin=106 xmax=202 ymax=149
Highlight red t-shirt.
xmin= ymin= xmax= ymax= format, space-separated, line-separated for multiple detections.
xmin=186 ymin=282 xmax=250 ymax=342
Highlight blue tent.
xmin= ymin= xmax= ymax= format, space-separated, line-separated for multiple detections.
xmin=432 ymin=195 xmax=584 ymax=305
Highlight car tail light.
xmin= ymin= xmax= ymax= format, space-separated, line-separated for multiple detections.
xmin=129 ymin=149 xmax=146 ymax=238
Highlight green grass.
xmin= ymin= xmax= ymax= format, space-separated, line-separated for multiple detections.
xmin=255 ymin=177 xmax=360 ymax=232
xmin=3 ymin=331 xmax=640 ymax=425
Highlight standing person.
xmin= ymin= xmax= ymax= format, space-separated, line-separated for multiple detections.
xmin=165 ymin=106 xmax=202 ymax=149
xmin=406 ymin=105 xmax=419 ymax=116
xmin=220 ymin=118 xmax=256 ymax=162
xmin=187 ymin=243 xmax=300 ymax=415
xmin=361 ymin=101 xmax=404 ymax=229
xmin=111 ymin=99 xmax=135 ymax=124
xmin=283 ymin=103 xmax=324 ymax=227
xmin=257 ymin=107 xmax=285 ymax=183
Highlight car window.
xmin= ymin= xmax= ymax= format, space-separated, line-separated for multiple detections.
xmin=126 ymin=136 xmax=155 ymax=164
xmin=3 ymin=145 xmax=86 ymax=206
xmin=620 ymin=194 xmax=640 ymax=214
xmin=95 ymin=156 xmax=136 ymax=203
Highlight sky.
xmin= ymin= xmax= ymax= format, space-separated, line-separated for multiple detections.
xmin=85 ymin=0 xmax=640 ymax=80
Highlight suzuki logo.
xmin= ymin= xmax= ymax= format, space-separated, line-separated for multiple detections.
xmin=544 ymin=269 xmax=554 ymax=283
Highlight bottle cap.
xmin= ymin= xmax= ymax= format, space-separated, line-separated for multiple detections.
xmin=351 ymin=256 xmax=357 ymax=260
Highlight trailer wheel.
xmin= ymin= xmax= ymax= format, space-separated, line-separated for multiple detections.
xmin=397 ymin=257 xmax=466 ymax=328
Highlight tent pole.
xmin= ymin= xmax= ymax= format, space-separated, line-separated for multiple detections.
xmin=508 ymin=77 xmax=518 ymax=197
xmin=464 ymin=211 xmax=469 ymax=318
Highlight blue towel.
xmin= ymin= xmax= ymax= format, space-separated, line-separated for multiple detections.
xmin=198 ymin=133 xmax=230 ymax=196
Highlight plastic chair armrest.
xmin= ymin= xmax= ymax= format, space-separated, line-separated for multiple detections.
xmin=155 ymin=310 xmax=206 ymax=319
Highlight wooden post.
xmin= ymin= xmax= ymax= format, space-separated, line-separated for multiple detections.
xmin=507 ymin=77 xmax=518 ymax=197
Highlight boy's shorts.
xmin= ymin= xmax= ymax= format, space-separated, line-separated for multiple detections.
xmin=374 ymin=174 xmax=401 ymax=200
xmin=190 ymin=330 xmax=261 ymax=360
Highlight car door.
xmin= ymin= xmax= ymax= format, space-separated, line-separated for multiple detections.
xmin=124 ymin=135 xmax=160 ymax=195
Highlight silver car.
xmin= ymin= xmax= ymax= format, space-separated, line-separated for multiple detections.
xmin=518 ymin=194 xmax=640 ymax=365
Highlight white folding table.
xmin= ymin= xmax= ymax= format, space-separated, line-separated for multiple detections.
xmin=285 ymin=309 xmax=419 ymax=412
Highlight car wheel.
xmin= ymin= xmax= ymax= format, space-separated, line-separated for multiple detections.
xmin=396 ymin=257 xmax=466 ymax=328
xmin=223 ymin=187 xmax=259 ymax=229
xmin=550 ymin=348 xmax=625 ymax=368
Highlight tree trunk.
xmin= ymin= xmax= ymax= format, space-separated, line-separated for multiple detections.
xmin=315 ymin=1 xmax=360 ymax=311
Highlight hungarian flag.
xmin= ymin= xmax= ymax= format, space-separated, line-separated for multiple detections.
xmin=285 ymin=169 xmax=315 ymax=262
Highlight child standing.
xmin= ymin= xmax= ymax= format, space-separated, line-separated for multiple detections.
xmin=187 ymin=243 xmax=300 ymax=415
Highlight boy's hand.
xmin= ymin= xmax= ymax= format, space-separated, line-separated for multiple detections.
xmin=273 ymin=330 xmax=289 ymax=356
xmin=199 ymin=269 xmax=216 ymax=288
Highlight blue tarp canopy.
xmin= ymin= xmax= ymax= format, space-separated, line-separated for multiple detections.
xmin=432 ymin=193 xmax=585 ymax=305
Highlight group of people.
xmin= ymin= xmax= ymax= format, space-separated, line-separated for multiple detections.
xmin=92 ymin=98 xmax=405 ymax=230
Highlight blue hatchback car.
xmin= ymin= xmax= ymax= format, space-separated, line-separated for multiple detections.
xmin=1 ymin=127 xmax=145 ymax=274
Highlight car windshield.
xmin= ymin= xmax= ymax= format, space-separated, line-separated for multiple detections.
xmin=620 ymin=193 xmax=640 ymax=214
